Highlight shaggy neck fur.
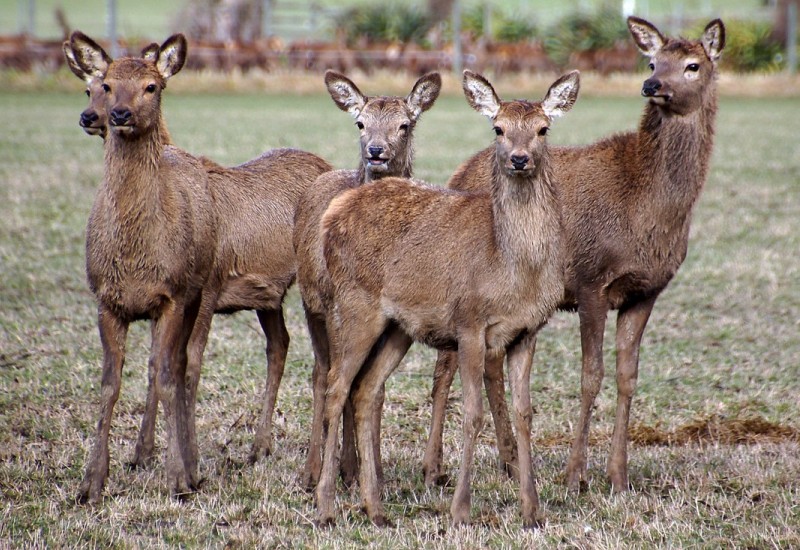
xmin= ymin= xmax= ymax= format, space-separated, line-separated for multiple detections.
xmin=636 ymin=82 xmax=717 ymax=228
xmin=491 ymin=152 xmax=562 ymax=280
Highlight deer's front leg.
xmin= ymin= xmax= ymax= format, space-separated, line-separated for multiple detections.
xmin=78 ymin=306 xmax=128 ymax=504
xmin=450 ymin=327 xmax=486 ymax=526
xmin=608 ymin=294 xmax=656 ymax=492
xmin=484 ymin=350 xmax=518 ymax=479
xmin=566 ymin=287 xmax=609 ymax=492
xmin=507 ymin=333 xmax=542 ymax=529
xmin=130 ymin=321 xmax=158 ymax=470
xmin=154 ymin=297 xmax=200 ymax=499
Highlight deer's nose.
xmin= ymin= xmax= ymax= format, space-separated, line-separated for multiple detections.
xmin=367 ymin=146 xmax=384 ymax=159
xmin=110 ymin=108 xmax=132 ymax=126
xmin=642 ymin=78 xmax=662 ymax=97
xmin=80 ymin=111 xmax=99 ymax=126
xmin=510 ymin=154 xmax=529 ymax=169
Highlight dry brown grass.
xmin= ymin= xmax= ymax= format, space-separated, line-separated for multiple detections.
xmin=531 ymin=413 xmax=800 ymax=449
xmin=629 ymin=414 xmax=800 ymax=447
xmin=4 ymin=66 xmax=800 ymax=98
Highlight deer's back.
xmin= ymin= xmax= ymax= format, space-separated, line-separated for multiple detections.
xmin=208 ymin=148 xmax=332 ymax=312
xmin=447 ymin=146 xmax=495 ymax=194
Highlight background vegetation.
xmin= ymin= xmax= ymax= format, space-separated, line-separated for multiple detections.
xmin=0 ymin=69 xmax=798 ymax=545
xmin=0 ymin=0 xmax=791 ymax=72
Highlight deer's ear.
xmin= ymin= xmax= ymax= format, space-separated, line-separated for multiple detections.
xmin=63 ymin=41 xmax=92 ymax=83
xmin=462 ymin=70 xmax=501 ymax=120
xmin=70 ymin=31 xmax=111 ymax=79
xmin=141 ymin=42 xmax=160 ymax=62
xmin=542 ymin=70 xmax=580 ymax=119
xmin=156 ymin=34 xmax=187 ymax=80
xmin=325 ymin=70 xmax=368 ymax=118
xmin=628 ymin=16 xmax=665 ymax=57
xmin=406 ymin=72 xmax=441 ymax=120
xmin=702 ymin=19 xmax=725 ymax=62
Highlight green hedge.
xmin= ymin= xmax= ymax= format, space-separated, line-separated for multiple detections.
xmin=685 ymin=19 xmax=784 ymax=73
xmin=334 ymin=3 xmax=431 ymax=46
xmin=542 ymin=7 xmax=630 ymax=67
xmin=331 ymin=2 xmax=786 ymax=73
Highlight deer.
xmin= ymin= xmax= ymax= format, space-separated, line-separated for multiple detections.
xmin=69 ymin=31 xmax=332 ymax=503
xmin=315 ymin=70 xmax=580 ymax=528
xmin=293 ymin=70 xmax=441 ymax=489
xmin=422 ymin=16 xmax=726 ymax=494
xmin=65 ymin=34 xmax=313 ymax=473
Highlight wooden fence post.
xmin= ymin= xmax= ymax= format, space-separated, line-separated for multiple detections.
xmin=788 ymin=1 xmax=798 ymax=74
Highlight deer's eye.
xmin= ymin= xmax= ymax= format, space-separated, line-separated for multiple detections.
xmin=687 ymin=63 xmax=700 ymax=72
xmin=399 ymin=123 xmax=409 ymax=133
xmin=493 ymin=126 xmax=504 ymax=136
xmin=538 ymin=127 xmax=549 ymax=137
xmin=145 ymin=84 xmax=157 ymax=93
xmin=649 ymin=62 xmax=655 ymax=71
xmin=102 ymin=83 xmax=110 ymax=93
xmin=85 ymin=89 xmax=91 ymax=97
xmin=356 ymin=121 xmax=365 ymax=130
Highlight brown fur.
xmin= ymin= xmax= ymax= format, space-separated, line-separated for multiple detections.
xmin=293 ymin=70 xmax=441 ymax=489
xmin=424 ymin=17 xmax=726 ymax=494
xmin=314 ymin=71 xmax=579 ymax=528
xmin=70 ymin=31 xmax=331 ymax=503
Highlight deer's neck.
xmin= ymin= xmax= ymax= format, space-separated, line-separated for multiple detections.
xmin=491 ymin=157 xmax=562 ymax=276
xmin=637 ymin=90 xmax=717 ymax=217
xmin=103 ymin=122 xmax=169 ymax=220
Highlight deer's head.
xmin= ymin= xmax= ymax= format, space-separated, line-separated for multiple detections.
xmin=325 ymin=70 xmax=441 ymax=181
xmin=629 ymin=17 xmax=725 ymax=116
xmin=63 ymin=40 xmax=109 ymax=138
xmin=64 ymin=39 xmax=162 ymax=140
xmin=69 ymin=31 xmax=186 ymax=139
xmin=463 ymin=70 xmax=579 ymax=178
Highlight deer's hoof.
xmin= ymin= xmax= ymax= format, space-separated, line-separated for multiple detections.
xmin=371 ymin=514 xmax=394 ymax=528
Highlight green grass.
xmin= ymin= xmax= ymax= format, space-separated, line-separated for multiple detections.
xmin=0 ymin=73 xmax=799 ymax=547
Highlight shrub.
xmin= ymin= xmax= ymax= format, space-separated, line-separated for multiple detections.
xmin=334 ymin=3 xmax=431 ymax=46
xmin=686 ymin=19 xmax=783 ymax=73
xmin=543 ymin=7 xmax=630 ymax=67
xmin=462 ymin=3 xmax=539 ymax=43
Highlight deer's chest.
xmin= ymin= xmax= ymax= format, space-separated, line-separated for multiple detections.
xmin=84 ymin=204 xmax=206 ymax=319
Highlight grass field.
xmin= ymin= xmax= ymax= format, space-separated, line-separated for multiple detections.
xmin=1 ymin=69 xmax=799 ymax=547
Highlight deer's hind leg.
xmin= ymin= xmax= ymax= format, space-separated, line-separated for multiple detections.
xmin=352 ymin=326 xmax=413 ymax=527
xmin=250 ymin=307 xmax=290 ymax=463
xmin=316 ymin=298 xmax=387 ymax=526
